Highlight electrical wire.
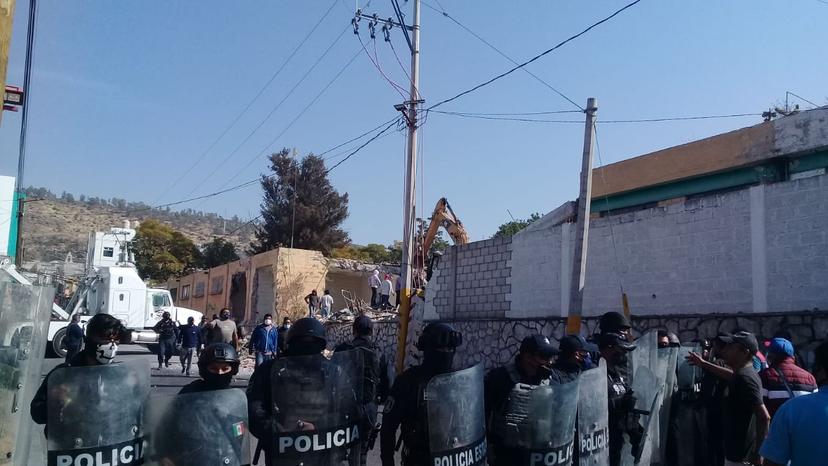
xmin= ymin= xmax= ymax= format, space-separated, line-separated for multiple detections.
xmin=179 ymin=25 xmax=352 ymax=201
xmin=429 ymin=110 xmax=762 ymax=124
xmin=592 ymin=121 xmax=625 ymax=295
xmin=357 ymin=32 xmax=407 ymax=99
xmin=152 ymin=0 xmax=340 ymax=204
xmin=426 ymin=0 xmax=643 ymax=111
xmin=786 ymin=91 xmax=821 ymax=109
xmin=421 ymin=0 xmax=582 ymax=111
xmin=388 ymin=38 xmax=421 ymax=98
xmin=318 ymin=116 xmax=402 ymax=159
xmin=213 ymin=47 xmax=363 ymax=191
xmin=326 ymin=117 xmax=402 ymax=173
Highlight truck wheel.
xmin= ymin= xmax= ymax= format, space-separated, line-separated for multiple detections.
xmin=50 ymin=327 xmax=68 ymax=359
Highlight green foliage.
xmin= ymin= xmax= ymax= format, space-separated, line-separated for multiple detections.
xmin=133 ymin=219 xmax=202 ymax=281
xmin=250 ymin=149 xmax=350 ymax=255
xmin=493 ymin=212 xmax=542 ymax=238
xmin=200 ymin=237 xmax=240 ymax=269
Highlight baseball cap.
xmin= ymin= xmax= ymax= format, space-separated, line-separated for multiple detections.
xmin=520 ymin=335 xmax=559 ymax=358
xmin=767 ymin=337 xmax=794 ymax=357
xmin=599 ymin=311 xmax=631 ymax=333
xmin=718 ymin=331 xmax=759 ymax=354
xmin=597 ymin=332 xmax=637 ymax=351
xmin=559 ymin=335 xmax=599 ymax=354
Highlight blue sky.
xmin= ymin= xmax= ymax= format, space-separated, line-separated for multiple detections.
xmin=1 ymin=1 xmax=825 ymax=246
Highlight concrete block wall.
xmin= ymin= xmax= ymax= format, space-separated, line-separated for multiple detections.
xmin=426 ymin=173 xmax=828 ymax=320
xmin=424 ymin=235 xmax=513 ymax=320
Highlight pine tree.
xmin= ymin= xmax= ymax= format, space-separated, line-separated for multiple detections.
xmin=250 ymin=149 xmax=349 ymax=255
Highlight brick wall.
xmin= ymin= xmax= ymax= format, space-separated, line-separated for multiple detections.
xmin=426 ymin=173 xmax=828 ymax=320
xmin=425 ymin=235 xmax=513 ymax=320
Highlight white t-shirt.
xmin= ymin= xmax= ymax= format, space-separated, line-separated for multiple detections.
xmin=320 ymin=294 xmax=334 ymax=310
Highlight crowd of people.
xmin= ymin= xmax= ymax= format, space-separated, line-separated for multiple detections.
xmin=32 ymin=305 xmax=828 ymax=466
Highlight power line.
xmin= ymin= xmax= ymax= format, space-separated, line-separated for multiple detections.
xmin=434 ymin=109 xmax=582 ymax=117
xmin=214 ymin=47 xmax=363 ymax=191
xmin=318 ymin=115 xmax=402 ymax=159
xmin=326 ymin=117 xmax=402 ymax=173
xmin=786 ymin=91 xmax=821 ymax=109
xmin=421 ymin=0 xmax=582 ymax=111
xmin=356 ymin=32 xmax=407 ymax=99
xmin=426 ymin=0 xmax=643 ymax=111
xmin=430 ymin=110 xmax=762 ymax=124
xmin=121 ymin=116 xmax=402 ymax=214
xmin=152 ymin=0 xmax=340 ymax=204
xmin=179 ymin=25 xmax=352 ymax=201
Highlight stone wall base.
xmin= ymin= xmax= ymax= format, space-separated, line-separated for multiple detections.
xmin=326 ymin=311 xmax=828 ymax=371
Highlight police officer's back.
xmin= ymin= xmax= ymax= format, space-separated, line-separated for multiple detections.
xmin=380 ymin=322 xmax=463 ymax=466
xmin=598 ymin=332 xmax=642 ymax=466
xmin=335 ymin=316 xmax=390 ymax=466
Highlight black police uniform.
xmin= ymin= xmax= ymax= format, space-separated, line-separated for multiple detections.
xmin=336 ymin=334 xmax=391 ymax=456
xmin=606 ymin=362 xmax=642 ymax=466
xmin=380 ymin=323 xmax=461 ymax=466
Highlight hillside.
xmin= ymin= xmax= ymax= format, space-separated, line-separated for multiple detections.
xmin=21 ymin=188 xmax=256 ymax=262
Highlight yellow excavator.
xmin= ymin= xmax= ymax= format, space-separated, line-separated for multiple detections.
xmin=396 ymin=197 xmax=469 ymax=372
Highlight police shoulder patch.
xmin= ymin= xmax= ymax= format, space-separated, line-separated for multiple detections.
xmin=383 ymin=396 xmax=395 ymax=413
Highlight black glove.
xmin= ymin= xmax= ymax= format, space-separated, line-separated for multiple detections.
xmin=619 ymin=390 xmax=638 ymax=411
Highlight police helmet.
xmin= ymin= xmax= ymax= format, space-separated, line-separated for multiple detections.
xmin=198 ymin=343 xmax=240 ymax=377
xmin=286 ymin=317 xmax=328 ymax=354
xmin=416 ymin=322 xmax=462 ymax=351
xmin=85 ymin=313 xmax=131 ymax=344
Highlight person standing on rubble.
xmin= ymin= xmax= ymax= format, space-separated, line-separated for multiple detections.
xmin=304 ymin=289 xmax=320 ymax=317
xmin=379 ymin=274 xmax=393 ymax=310
xmin=320 ymin=289 xmax=334 ymax=318
xmin=369 ymin=270 xmax=381 ymax=309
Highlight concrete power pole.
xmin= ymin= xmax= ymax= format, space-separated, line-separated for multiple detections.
xmin=566 ymin=97 xmax=597 ymax=335
xmin=395 ymin=0 xmax=421 ymax=374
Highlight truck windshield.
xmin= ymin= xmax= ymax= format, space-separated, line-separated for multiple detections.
xmin=151 ymin=293 xmax=171 ymax=308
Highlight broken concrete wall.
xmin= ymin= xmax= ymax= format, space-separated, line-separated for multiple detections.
xmin=272 ymin=248 xmax=328 ymax=322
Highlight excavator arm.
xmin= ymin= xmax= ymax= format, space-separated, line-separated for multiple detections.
xmin=422 ymin=198 xmax=470 ymax=254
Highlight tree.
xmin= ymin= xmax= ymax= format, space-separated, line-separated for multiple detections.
xmin=133 ymin=219 xmax=202 ymax=281
xmin=201 ymin=237 xmax=240 ymax=268
xmin=493 ymin=212 xmax=542 ymax=238
xmin=250 ymin=149 xmax=349 ymax=255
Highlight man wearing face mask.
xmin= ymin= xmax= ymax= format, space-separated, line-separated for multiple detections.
xmin=276 ymin=316 xmax=291 ymax=356
xmin=151 ymin=343 xmax=249 ymax=466
xmin=153 ymin=310 xmax=178 ymax=369
xmin=549 ymin=334 xmax=599 ymax=385
xmin=250 ymin=314 xmax=278 ymax=367
xmin=380 ymin=322 xmax=467 ymax=466
xmin=30 ymin=313 xmax=131 ymax=426
xmin=247 ymin=317 xmax=363 ymax=465
xmin=599 ymin=332 xmax=642 ymax=466
xmin=180 ymin=342 xmax=240 ymax=393
xmin=484 ymin=335 xmax=559 ymax=465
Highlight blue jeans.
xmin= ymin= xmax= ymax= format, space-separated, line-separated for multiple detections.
xmin=255 ymin=352 xmax=274 ymax=367
xmin=179 ymin=347 xmax=195 ymax=373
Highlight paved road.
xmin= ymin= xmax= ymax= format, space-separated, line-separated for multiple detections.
xmin=27 ymin=344 xmax=387 ymax=465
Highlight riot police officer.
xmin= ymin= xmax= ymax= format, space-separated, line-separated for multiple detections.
xmin=380 ymin=322 xmax=465 ymax=466
xmin=598 ymin=332 xmax=642 ymax=466
xmin=484 ymin=335 xmax=559 ymax=465
xmin=335 ymin=316 xmax=390 ymax=466
xmin=180 ymin=342 xmax=240 ymax=393
xmin=599 ymin=311 xmax=633 ymax=341
xmin=248 ymin=317 xmax=363 ymax=465
xmin=30 ymin=313 xmax=130 ymax=425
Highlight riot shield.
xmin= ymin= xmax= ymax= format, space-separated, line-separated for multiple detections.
xmin=630 ymin=332 xmax=657 ymax=385
xmin=620 ymin=366 xmax=659 ymax=466
xmin=425 ymin=364 xmax=487 ymax=466
xmin=675 ymin=344 xmax=702 ymax=391
xmin=47 ymin=359 xmax=150 ymax=466
xmin=146 ymin=388 xmax=250 ymax=466
xmin=654 ymin=348 xmax=678 ymax=464
xmin=268 ymin=349 xmax=364 ymax=466
xmin=0 ymin=280 xmax=53 ymax=466
xmin=493 ymin=378 xmax=580 ymax=466
xmin=578 ymin=361 xmax=609 ymax=466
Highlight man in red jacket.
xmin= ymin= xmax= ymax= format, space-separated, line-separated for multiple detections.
xmin=759 ymin=337 xmax=817 ymax=417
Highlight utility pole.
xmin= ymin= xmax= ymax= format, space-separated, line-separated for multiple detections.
xmin=396 ymin=0 xmax=420 ymax=374
xmin=566 ymin=97 xmax=597 ymax=335
xmin=13 ymin=0 xmax=37 ymax=267
xmin=290 ymin=148 xmax=298 ymax=249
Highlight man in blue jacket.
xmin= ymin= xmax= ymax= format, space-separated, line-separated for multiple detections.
xmin=177 ymin=316 xmax=202 ymax=375
xmin=250 ymin=313 xmax=278 ymax=367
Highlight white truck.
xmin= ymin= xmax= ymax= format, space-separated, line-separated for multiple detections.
xmin=46 ymin=223 xmax=203 ymax=357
